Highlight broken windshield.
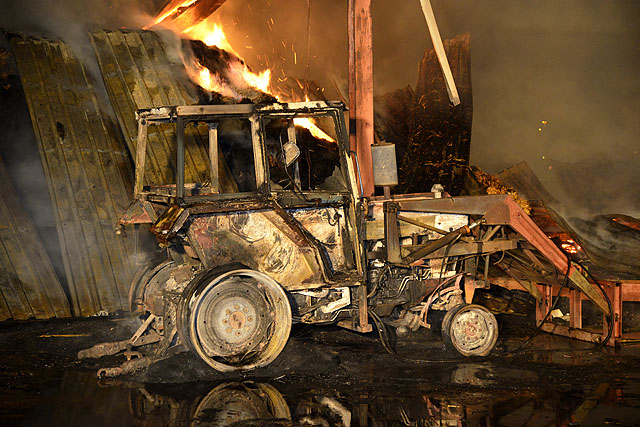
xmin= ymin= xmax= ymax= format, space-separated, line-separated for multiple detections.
xmin=263 ymin=115 xmax=347 ymax=193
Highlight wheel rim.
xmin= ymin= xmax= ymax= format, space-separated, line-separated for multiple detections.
xmin=195 ymin=278 xmax=270 ymax=359
xmin=193 ymin=382 xmax=291 ymax=424
xmin=183 ymin=269 xmax=291 ymax=372
xmin=444 ymin=304 xmax=498 ymax=356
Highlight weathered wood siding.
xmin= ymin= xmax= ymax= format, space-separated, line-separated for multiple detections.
xmin=90 ymin=30 xmax=234 ymax=191
xmin=0 ymin=154 xmax=70 ymax=320
xmin=10 ymin=36 xmax=146 ymax=316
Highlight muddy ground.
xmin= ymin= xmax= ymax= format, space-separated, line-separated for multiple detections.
xmin=1 ymin=312 xmax=640 ymax=426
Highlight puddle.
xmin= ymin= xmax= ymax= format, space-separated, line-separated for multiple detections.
xmin=10 ymin=370 xmax=640 ymax=426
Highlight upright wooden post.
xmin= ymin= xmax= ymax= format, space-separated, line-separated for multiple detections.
xmin=134 ymin=119 xmax=148 ymax=198
xmin=348 ymin=0 xmax=375 ymax=196
xmin=208 ymin=123 xmax=219 ymax=193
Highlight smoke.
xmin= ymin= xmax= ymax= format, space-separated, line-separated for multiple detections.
xmin=0 ymin=0 xmax=163 ymax=299
xmin=205 ymin=0 xmax=639 ymax=216
xmin=1 ymin=0 xmax=638 ymax=215
xmin=0 ymin=0 xmax=158 ymax=100
xmin=0 ymin=0 xmax=156 ymax=37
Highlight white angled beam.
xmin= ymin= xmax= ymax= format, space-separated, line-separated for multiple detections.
xmin=419 ymin=0 xmax=461 ymax=106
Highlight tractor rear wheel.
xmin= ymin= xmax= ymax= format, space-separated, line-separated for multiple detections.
xmin=178 ymin=268 xmax=291 ymax=372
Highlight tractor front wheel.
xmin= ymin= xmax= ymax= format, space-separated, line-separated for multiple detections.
xmin=442 ymin=303 xmax=498 ymax=356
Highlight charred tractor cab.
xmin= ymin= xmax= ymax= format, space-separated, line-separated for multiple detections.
xmin=82 ymin=101 xmax=610 ymax=375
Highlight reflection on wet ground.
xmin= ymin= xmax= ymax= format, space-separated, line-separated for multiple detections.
xmin=3 ymin=318 xmax=640 ymax=426
xmin=17 ymin=370 xmax=640 ymax=426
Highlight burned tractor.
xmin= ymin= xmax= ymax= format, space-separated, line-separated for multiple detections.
xmin=81 ymin=101 xmax=610 ymax=375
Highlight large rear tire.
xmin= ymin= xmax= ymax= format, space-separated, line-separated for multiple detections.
xmin=442 ymin=303 xmax=498 ymax=356
xmin=192 ymin=382 xmax=291 ymax=424
xmin=128 ymin=258 xmax=176 ymax=315
xmin=178 ymin=268 xmax=291 ymax=372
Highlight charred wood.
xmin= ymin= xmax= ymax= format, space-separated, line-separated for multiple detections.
xmin=375 ymin=33 xmax=472 ymax=196
xmin=184 ymin=39 xmax=277 ymax=105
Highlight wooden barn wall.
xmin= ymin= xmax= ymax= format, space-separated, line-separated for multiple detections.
xmin=90 ymin=30 xmax=235 ymax=192
xmin=0 ymin=154 xmax=70 ymax=321
xmin=10 ymin=36 xmax=148 ymax=316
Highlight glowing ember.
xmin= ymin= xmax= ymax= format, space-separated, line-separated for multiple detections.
xmin=560 ymin=239 xmax=581 ymax=254
xmin=613 ymin=217 xmax=640 ymax=231
xmin=146 ymin=2 xmax=335 ymax=143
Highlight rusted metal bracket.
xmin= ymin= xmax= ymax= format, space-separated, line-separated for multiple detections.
xmin=79 ymin=315 xmax=161 ymax=360
xmin=403 ymin=219 xmax=482 ymax=265
xmin=401 ymin=239 xmax=517 ymax=260
xmin=150 ymin=205 xmax=188 ymax=248
xmin=77 ymin=331 xmax=161 ymax=359
xmin=396 ymin=214 xmax=448 ymax=235
xmin=498 ymin=264 xmax=543 ymax=302
xmin=118 ymin=199 xmax=158 ymax=225
xmin=392 ymin=195 xmax=610 ymax=315
xmin=384 ymin=202 xmax=401 ymax=263
xmin=97 ymin=354 xmax=169 ymax=378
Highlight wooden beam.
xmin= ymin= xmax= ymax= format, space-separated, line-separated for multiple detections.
xmin=348 ymin=0 xmax=375 ymax=196
xmin=208 ymin=123 xmax=219 ymax=194
xmin=419 ymin=0 xmax=460 ymax=105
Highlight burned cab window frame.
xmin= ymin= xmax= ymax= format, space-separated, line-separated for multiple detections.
xmin=261 ymin=113 xmax=348 ymax=195
xmin=170 ymin=116 xmax=262 ymax=200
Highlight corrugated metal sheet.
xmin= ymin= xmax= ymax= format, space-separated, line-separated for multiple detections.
xmin=10 ymin=36 xmax=147 ymax=316
xmin=0 ymin=154 xmax=70 ymax=320
xmin=90 ymin=30 xmax=234 ymax=191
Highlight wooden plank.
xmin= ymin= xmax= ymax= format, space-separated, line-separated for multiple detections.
xmin=61 ymin=43 xmax=135 ymax=305
xmin=540 ymin=322 xmax=613 ymax=347
xmin=419 ymin=0 xmax=460 ymax=105
xmin=10 ymin=36 xmax=148 ymax=316
xmin=348 ymin=0 xmax=375 ymax=196
xmin=0 ymin=254 xmax=33 ymax=320
xmin=45 ymin=42 xmax=118 ymax=313
xmin=0 ymin=153 xmax=70 ymax=319
xmin=0 ymin=289 xmax=12 ymax=321
xmin=12 ymin=39 xmax=90 ymax=315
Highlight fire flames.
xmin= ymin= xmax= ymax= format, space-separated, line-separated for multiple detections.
xmin=146 ymin=1 xmax=333 ymax=142
xmin=561 ymin=239 xmax=581 ymax=254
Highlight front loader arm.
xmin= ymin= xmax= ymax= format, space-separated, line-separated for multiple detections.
xmin=393 ymin=194 xmax=610 ymax=315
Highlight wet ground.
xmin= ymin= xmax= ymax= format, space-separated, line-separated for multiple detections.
xmin=1 ymin=314 xmax=640 ymax=426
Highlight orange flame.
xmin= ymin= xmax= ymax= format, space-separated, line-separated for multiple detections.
xmin=293 ymin=118 xmax=334 ymax=142
xmin=146 ymin=0 xmax=199 ymax=29
xmin=147 ymin=3 xmax=334 ymax=142
xmin=184 ymin=20 xmax=238 ymax=56
xmin=561 ymin=239 xmax=581 ymax=254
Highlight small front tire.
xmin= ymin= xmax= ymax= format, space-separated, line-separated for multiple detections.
xmin=442 ymin=303 xmax=498 ymax=356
